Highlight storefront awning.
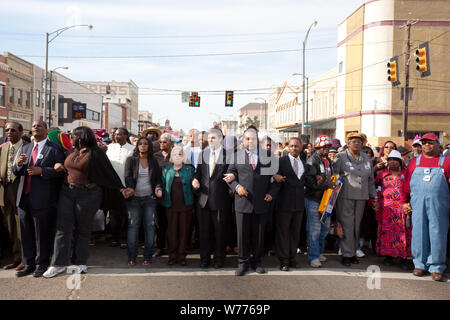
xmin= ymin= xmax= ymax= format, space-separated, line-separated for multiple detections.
xmin=278 ymin=118 xmax=336 ymax=132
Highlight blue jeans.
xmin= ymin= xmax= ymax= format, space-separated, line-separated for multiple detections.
xmin=305 ymin=198 xmax=331 ymax=261
xmin=126 ymin=196 xmax=157 ymax=262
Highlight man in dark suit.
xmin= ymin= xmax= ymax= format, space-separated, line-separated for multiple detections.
xmin=226 ymin=126 xmax=278 ymax=276
xmin=272 ymin=137 xmax=306 ymax=271
xmin=13 ymin=120 xmax=65 ymax=277
xmin=192 ymin=128 xmax=231 ymax=269
xmin=0 ymin=122 xmax=29 ymax=271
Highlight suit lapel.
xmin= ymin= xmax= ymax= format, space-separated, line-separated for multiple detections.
xmin=285 ymin=156 xmax=298 ymax=179
xmin=34 ymin=141 xmax=50 ymax=167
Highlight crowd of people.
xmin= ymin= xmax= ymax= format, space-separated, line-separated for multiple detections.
xmin=0 ymin=120 xmax=448 ymax=282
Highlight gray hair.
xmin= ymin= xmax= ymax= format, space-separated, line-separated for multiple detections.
xmin=169 ymin=146 xmax=185 ymax=163
xmin=160 ymin=133 xmax=176 ymax=142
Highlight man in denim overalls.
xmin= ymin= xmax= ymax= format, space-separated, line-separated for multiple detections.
xmin=401 ymin=133 xmax=450 ymax=282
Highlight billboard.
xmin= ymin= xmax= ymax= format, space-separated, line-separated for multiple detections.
xmin=72 ymin=103 xmax=86 ymax=119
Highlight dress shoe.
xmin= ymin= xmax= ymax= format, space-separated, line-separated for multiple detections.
xmin=3 ymin=261 xmax=21 ymax=270
xmin=16 ymin=266 xmax=36 ymax=277
xmin=200 ymin=261 xmax=210 ymax=268
xmin=431 ymin=272 xmax=444 ymax=282
xmin=254 ymin=266 xmax=266 ymax=274
xmin=400 ymin=259 xmax=414 ymax=271
xmin=179 ymin=259 xmax=187 ymax=266
xmin=235 ymin=265 xmax=249 ymax=276
xmin=214 ymin=263 xmax=223 ymax=269
xmin=33 ymin=266 xmax=48 ymax=278
xmin=350 ymin=256 xmax=359 ymax=264
xmin=15 ymin=262 xmax=25 ymax=271
xmin=280 ymin=265 xmax=289 ymax=272
xmin=342 ymin=257 xmax=351 ymax=267
xmin=383 ymin=256 xmax=394 ymax=266
xmin=167 ymin=259 xmax=176 ymax=266
xmin=412 ymin=268 xmax=427 ymax=277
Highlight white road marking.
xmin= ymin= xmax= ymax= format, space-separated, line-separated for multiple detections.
xmin=0 ymin=267 xmax=447 ymax=282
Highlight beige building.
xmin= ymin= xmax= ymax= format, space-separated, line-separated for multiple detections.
xmin=337 ymin=0 xmax=450 ymax=145
xmin=4 ymin=52 xmax=33 ymax=131
xmin=138 ymin=110 xmax=152 ymax=134
xmin=81 ymin=80 xmax=139 ymax=134
xmin=237 ymin=102 xmax=268 ymax=134
xmin=220 ymin=120 xmax=238 ymax=136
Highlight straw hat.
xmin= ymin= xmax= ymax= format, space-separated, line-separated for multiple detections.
xmin=141 ymin=127 xmax=162 ymax=139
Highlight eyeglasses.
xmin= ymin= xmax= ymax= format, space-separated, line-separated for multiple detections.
xmin=421 ymin=140 xmax=436 ymax=145
xmin=5 ymin=128 xmax=17 ymax=132
xmin=384 ymin=146 xmax=395 ymax=149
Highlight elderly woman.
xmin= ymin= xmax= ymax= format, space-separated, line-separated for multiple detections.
xmin=161 ymin=146 xmax=196 ymax=266
xmin=153 ymin=133 xmax=175 ymax=256
xmin=333 ymin=132 xmax=378 ymax=267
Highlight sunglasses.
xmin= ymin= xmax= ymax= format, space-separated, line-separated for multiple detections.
xmin=421 ymin=140 xmax=436 ymax=145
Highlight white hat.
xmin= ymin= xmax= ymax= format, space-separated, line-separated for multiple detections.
xmin=412 ymin=139 xmax=422 ymax=146
xmin=387 ymin=150 xmax=402 ymax=160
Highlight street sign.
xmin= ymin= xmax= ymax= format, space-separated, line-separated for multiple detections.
xmin=304 ymin=124 xmax=312 ymax=128
xmin=181 ymin=92 xmax=189 ymax=103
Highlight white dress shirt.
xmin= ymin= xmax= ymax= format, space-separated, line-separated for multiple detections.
xmin=106 ymin=142 xmax=134 ymax=186
xmin=288 ymin=153 xmax=304 ymax=179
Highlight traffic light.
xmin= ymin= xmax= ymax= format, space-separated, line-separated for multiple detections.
xmin=189 ymin=92 xmax=200 ymax=107
xmin=387 ymin=56 xmax=400 ymax=87
xmin=225 ymin=91 xmax=233 ymax=107
xmin=415 ymin=41 xmax=430 ymax=77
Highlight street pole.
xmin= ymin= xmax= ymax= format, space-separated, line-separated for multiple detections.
xmin=44 ymin=32 xmax=49 ymax=124
xmin=48 ymin=70 xmax=53 ymax=127
xmin=301 ymin=21 xmax=317 ymax=135
xmin=400 ymin=20 xmax=418 ymax=142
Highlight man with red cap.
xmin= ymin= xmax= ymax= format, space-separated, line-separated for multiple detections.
xmin=401 ymin=133 xmax=450 ymax=281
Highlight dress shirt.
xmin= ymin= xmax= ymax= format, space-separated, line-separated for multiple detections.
xmin=17 ymin=138 xmax=47 ymax=170
xmin=288 ymin=153 xmax=304 ymax=179
xmin=10 ymin=139 xmax=24 ymax=167
xmin=106 ymin=142 xmax=134 ymax=186
xmin=245 ymin=148 xmax=258 ymax=167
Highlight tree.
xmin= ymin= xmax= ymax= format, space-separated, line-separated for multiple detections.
xmin=239 ymin=116 xmax=259 ymax=130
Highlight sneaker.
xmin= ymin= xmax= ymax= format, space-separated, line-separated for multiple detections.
xmin=356 ymin=249 xmax=366 ymax=258
xmin=310 ymin=259 xmax=322 ymax=268
xmin=297 ymin=248 xmax=302 ymax=254
xmin=319 ymin=254 xmax=327 ymax=262
xmin=338 ymin=248 xmax=342 ymax=256
xmin=43 ymin=266 xmax=66 ymax=278
xmin=75 ymin=265 xmax=88 ymax=274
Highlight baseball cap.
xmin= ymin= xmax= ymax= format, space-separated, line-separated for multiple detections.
xmin=420 ymin=133 xmax=439 ymax=142
xmin=387 ymin=150 xmax=402 ymax=160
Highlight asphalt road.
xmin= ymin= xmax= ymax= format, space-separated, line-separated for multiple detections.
xmin=0 ymin=238 xmax=448 ymax=300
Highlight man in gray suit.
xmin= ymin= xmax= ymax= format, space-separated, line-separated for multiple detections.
xmin=226 ymin=126 xmax=278 ymax=276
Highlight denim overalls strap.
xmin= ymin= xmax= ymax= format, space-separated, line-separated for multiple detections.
xmin=410 ymin=154 xmax=449 ymax=273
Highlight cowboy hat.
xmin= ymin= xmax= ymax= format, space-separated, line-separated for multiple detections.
xmin=141 ymin=127 xmax=162 ymax=139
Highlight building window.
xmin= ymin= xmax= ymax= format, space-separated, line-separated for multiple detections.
xmin=339 ymin=62 xmax=343 ymax=73
xmin=0 ymin=85 xmax=4 ymax=106
xmin=18 ymin=89 xmax=23 ymax=106
xmin=9 ymin=88 xmax=14 ymax=105
xmin=51 ymin=95 xmax=55 ymax=111
xmin=36 ymin=90 xmax=41 ymax=107
xmin=86 ymin=109 xmax=100 ymax=121
xmin=35 ymin=90 xmax=40 ymax=107
xmin=26 ymin=91 xmax=30 ymax=107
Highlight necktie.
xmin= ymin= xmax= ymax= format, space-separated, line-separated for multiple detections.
xmin=248 ymin=151 xmax=255 ymax=170
xmin=191 ymin=150 xmax=195 ymax=166
xmin=24 ymin=144 xmax=38 ymax=195
xmin=293 ymin=158 xmax=299 ymax=178
xmin=7 ymin=144 xmax=15 ymax=182
xmin=210 ymin=150 xmax=216 ymax=177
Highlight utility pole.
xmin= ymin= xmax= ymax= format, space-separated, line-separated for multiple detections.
xmin=400 ymin=19 xmax=418 ymax=142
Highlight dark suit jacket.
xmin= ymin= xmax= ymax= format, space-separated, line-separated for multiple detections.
xmin=124 ymin=155 xmax=162 ymax=193
xmin=194 ymin=147 xmax=231 ymax=210
xmin=227 ymin=148 xmax=278 ymax=214
xmin=13 ymin=139 xmax=65 ymax=210
xmin=275 ymin=155 xmax=306 ymax=213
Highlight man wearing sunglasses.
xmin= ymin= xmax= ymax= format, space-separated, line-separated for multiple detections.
xmin=0 ymin=122 xmax=28 ymax=271
xmin=401 ymin=133 xmax=450 ymax=282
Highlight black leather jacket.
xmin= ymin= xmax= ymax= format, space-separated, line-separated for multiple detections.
xmin=304 ymin=152 xmax=333 ymax=203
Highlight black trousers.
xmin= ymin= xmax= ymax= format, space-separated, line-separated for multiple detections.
xmin=235 ymin=211 xmax=267 ymax=267
xmin=275 ymin=211 xmax=303 ymax=265
xmin=109 ymin=193 xmax=127 ymax=244
xmin=197 ymin=205 xmax=227 ymax=264
xmin=19 ymin=194 xmax=56 ymax=268
xmin=155 ymin=203 xmax=168 ymax=250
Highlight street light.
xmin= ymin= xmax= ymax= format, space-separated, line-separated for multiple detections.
xmin=44 ymin=24 xmax=93 ymax=126
xmin=48 ymin=66 xmax=68 ymax=127
xmin=293 ymin=73 xmax=309 ymax=127
xmin=255 ymin=98 xmax=267 ymax=131
xmin=301 ymin=21 xmax=317 ymax=135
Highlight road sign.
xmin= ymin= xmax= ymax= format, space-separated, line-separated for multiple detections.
xmin=304 ymin=124 xmax=312 ymax=128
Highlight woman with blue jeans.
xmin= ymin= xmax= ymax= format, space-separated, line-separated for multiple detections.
xmin=123 ymin=137 xmax=162 ymax=267
xmin=304 ymin=135 xmax=335 ymax=268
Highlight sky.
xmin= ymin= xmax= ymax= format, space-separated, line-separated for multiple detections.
xmin=0 ymin=0 xmax=365 ymax=132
